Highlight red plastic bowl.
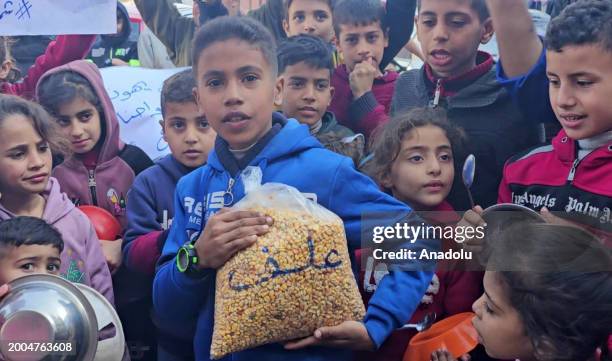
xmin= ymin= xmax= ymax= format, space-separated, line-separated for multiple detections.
xmin=404 ymin=312 xmax=479 ymax=361
xmin=78 ymin=206 xmax=121 ymax=241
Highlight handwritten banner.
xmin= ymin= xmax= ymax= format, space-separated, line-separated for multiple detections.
xmin=100 ymin=66 xmax=186 ymax=161
xmin=0 ymin=0 xmax=117 ymax=35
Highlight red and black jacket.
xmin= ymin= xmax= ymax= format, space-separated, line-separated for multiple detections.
xmin=498 ymin=130 xmax=612 ymax=245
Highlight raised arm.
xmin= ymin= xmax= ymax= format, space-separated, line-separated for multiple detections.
xmin=134 ymin=0 xmax=194 ymax=65
xmin=486 ymin=0 xmax=543 ymax=77
xmin=381 ymin=0 xmax=418 ymax=70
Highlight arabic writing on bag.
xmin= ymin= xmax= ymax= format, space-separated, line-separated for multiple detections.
xmin=228 ymin=233 xmax=343 ymax=292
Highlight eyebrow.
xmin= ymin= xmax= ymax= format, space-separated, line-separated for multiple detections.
xmin=17 ymin=256 xmax=41 ymax=262
xmin=420 ymin=10 xmax=469 ymax=17
xmin=552 ymin=71 xmax=598 ymax=78
xmin=401 ymin=144 xmax=452 ymax=152
xmin=485 ymin=290 xmax=502 ymax=310
xmin=236 ymin=65 xmax=263 ymax=75
xmin=76 ymin=109 xmax=94 ymax=116
xmin=6 ymin=144 xmax=28 ymax=153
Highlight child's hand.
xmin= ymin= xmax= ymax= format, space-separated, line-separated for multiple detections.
xmin=349 ymin=59 xmax=383 ymax=100
xmin=457 ymin=206 xmax=486 ymax=254
xmin=100 ymin=239 xmax=123 ymax=274
xmin=111 ymin=58 xmax=129 ymax=67
xmin=195 ymin=208 xmax=273 ymax=270
xmin=431 ymin=349 xmax=471 ymax=361
xmin=283 ymin=321 xmax=375 ymax=351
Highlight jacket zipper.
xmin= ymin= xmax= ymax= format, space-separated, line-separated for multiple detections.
xmin=432 ymin=79 xmax=442 ymax=107
xmin=88 ymin=169 xmax=98 ymax=206
xmin=223 ymin=177 xmax=236 ymax=206
xmin=566 ymin=158 xmax=580 ymax=184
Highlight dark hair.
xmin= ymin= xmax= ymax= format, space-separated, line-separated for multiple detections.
xmin=0 ymin=94 xmax=71 ymax=157
xmin=160 ymin=69 xmax=197 ymax=118
xmin=333 ymin=0 xmax=388 ymax=37
xmin=545 ymin=0 xmax=612 ymax=52
xmin=277 ymin=35 xmax=334 ymax=76
xmin=417 ymin=0 xmax=490 ymax=22
xmin=0 ymin=217 xmax=64 ymax=254
xmin=192 ymin=16 xmax=278 ymax=77
xmin=37 ymin=71 xmax=104 ymax=120
xmin=283 ymin=0 xmax=335 ymax=20
xmin=367 ymin=107 xmax=466 ymax=186
xmin=487 ymin=224 xmax=612 ymax=361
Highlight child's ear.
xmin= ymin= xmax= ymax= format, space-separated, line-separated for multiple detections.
xmin=282 ymin=19 xmax=291 ymax=37
xmin=0 ymin=60 xmax=12 ymax=81
xmin=327 ymin=86 xmax=335 ymax=107
xmin=193 ymin=86 xmax=204 ymax=114
xmin=480 ymin=18 xmax=495 ymax=45
xmin=383 ymin=28 xmax=390 ymax=48
xmin=159 ymin=120 xmax=167 ymax=141
xmin=380 ymin=172 xmax=394 ymax=189
xmin=274 ymin=77 xmax=284 ymax=107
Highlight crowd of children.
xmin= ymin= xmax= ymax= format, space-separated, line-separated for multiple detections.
xmin=0 ymin=0 xmax=610 ymax=360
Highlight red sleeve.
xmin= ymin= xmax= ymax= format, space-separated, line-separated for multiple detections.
xmin=127 ymin=231 xmax=163 ymax=275
xmin=498 ymin=164 xmax=512 ymax=204
xmin=442 ymin=271 xmax=483 ymax=316
xmin=348 ymin=91 xmax=389 ymax=139
xmin=5 ymin=35 xmax=96 ymax=99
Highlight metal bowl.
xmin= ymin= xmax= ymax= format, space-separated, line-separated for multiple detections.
xmin=0 ymin=274 xmax=98 ymax=361
xmin=481 ymin=203 xmax=545 ymax=238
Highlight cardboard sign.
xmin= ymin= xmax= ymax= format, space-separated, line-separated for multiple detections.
xmin=100 ymin=66 xmax=186 ymax=161
xmin=0 ymin=0 xmax=117 ymax=35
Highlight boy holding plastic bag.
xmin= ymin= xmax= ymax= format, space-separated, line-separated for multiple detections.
xmin=153 ymin=17 xmax=437 ymax=361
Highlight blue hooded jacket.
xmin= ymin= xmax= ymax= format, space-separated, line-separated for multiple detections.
xmin=124 ymin=154 xmax=192 ymax=268
xmin=153 ymin=117 xmax=435 ymax=361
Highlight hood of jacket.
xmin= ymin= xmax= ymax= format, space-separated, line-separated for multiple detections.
xmin=101 ymin=2 xmax=132 ymax=46
xmin=0 ymin=178 xmax=74 ymax=224
xmin=207 ymin=117 xmax=322 ymax=173
xmin=157 ymin=154 xmax=195 ymax=184
xmin=36 ymin=60 xmax=124 ymax=165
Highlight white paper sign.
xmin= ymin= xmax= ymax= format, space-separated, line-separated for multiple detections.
xmin=100 ymin=66 xmax=186 ymax=161
xmin=0 ymin=0 xmax=117 ymax=36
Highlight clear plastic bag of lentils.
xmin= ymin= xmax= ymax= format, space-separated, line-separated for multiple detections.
xmin=210 ymin=167 xmax=365 ymax=359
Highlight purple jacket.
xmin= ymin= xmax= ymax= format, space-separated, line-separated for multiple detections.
xmin=37 ymin=60 xmax=152 ymax=232
xmin=0 ymin=177 xmax=114 ymax=304
xmin=329 ymin=64 xmax=398 ymax=140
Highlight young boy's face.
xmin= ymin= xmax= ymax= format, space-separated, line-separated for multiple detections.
xmin=278 ymin=62 xmax=334 ymax=127
xmin=194 ymin=39 xmax=280 ymax=150
xmin=416 ymin=0 xmax=493 ymax=78
xmin=336 ymin=21 xmax=389 ymax=72
xmin=283 ymin=0 xmax=334 ymax=43
xmin=161 ymin=101 xmax=216 ymax=168
xmin=0 ymin=245 xmax=61 ymax=284
xmin=546 ymin=44 xmax=612 ymax=140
